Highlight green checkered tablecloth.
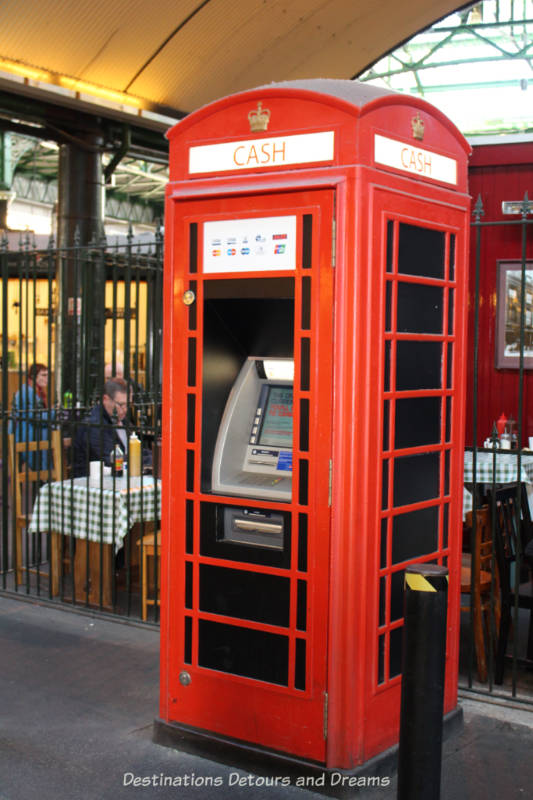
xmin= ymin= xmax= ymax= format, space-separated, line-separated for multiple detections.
xmin=463 ymin=450 xmax=533 ymax=517
xmin=28 ymin=476 xmax=161 ymax=550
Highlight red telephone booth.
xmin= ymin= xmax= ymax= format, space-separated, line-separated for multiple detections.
xmin=159 ymin=80 xmax=470 ymax=769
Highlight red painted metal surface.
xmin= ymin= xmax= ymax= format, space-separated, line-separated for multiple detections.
xmin=161 ymin=81 xmax=471 ymax=768
xmin=466 ymin=144 xmax=533 ymax=446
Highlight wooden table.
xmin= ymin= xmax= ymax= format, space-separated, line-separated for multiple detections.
xmin=28 ymin=475 xmax=160 ymax=607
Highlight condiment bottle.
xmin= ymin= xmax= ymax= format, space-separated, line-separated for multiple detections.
xmin=110 ymin=444 xmax=124 ymax=477
xmin=129 ymin=432 xmax=141 ymax=477
xmin=496 ymin=413 xmax=508 ymax=437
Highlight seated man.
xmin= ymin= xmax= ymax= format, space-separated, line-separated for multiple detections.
xmin=73 ymin=377 xmax=131 ymax=478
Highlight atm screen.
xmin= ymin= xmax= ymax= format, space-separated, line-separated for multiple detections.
xmin=257 ymin=386 xmax=293 ymax=448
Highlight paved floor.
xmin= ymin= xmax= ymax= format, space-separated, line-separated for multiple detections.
xmin=2 ymin=594 xmax=533 ymax=800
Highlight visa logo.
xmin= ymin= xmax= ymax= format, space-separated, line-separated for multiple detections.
xmin=241 ymin=247 xmax=250 ymax=255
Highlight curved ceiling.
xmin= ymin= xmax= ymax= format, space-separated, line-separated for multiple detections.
xmin=0 ymin=0 xmax=469 ymax=115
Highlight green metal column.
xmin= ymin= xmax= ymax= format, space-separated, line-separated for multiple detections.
xmin=56 ymin=132 xmax=105 ymax=404
xmin=0 ymin=132 xmax=14 ymax=229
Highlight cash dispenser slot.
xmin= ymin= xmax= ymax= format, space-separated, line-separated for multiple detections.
xmin=222 ymin=507 xmax=284 ymax=550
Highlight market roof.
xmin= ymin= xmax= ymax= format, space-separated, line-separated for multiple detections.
xmin=0 ymin=0 xmax=469 ymax=116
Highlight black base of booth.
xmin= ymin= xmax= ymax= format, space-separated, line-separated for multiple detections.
xmin=153 ymin=707 xmax=463 ymax=797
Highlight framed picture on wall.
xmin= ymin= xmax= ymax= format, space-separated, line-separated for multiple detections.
xmin=496 ymin=260 xmax=533 ymax=369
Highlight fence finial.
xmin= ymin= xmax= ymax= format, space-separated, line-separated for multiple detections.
xmin=473 ymin=194 xmax=484 ymax=221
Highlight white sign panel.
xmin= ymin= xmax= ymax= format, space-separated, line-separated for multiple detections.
xmin=189 ymin=131 xmax=335 ymax=174
xmin=374 ymin=134 xmax=458 ymax=186
xmin=203 ymin=216 xmax=297 ymax=273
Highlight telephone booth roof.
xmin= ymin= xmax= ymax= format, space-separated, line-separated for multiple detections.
xmin=167 ymin=78 xmax=470 ymax=191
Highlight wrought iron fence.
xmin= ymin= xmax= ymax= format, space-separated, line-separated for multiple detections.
xmin=461 ymin=194 xmax=533 ymax=703
xmin=1 ymin=228 xmax=163 ymax=622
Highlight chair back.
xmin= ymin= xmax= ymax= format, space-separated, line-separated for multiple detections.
xmin=8 ymin=431 xmax=65 ymax=521
xmin=471 ymin=505 xmax=496 ymax=582
xmin=488 ymin=483 xmax=532 ymax=597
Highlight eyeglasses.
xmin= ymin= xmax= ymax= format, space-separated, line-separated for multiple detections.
xmin=114 ymin=401 xmax=128 ymax=409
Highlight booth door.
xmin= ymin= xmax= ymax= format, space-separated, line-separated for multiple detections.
xmin=162 ymin=189 xmax=334 ymax=763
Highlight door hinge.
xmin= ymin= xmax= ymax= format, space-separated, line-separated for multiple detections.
xmin=331 ymin=217 xmax=336 ymax=268
xmin=328 ymin=459 xmax=333 ymax=506
xmin=323 ymin=691 xmax=329 ymax=739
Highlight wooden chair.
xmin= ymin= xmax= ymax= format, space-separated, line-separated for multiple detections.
xmin=461 ymin=505 xmax=501 ymax=682
xmin=487 ymin=483 xmax=533 ymax=684
xmin=137 ymin=531 xmax=161 ymax=621
xmin=7 ymin=429 xmax=69 ymax=587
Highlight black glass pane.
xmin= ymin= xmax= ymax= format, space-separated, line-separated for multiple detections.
xmin=185 ymin=561 xmax=193 ymax=609
xmin=382 ymin=460 xmax=389 ymax=510
xmin=378 ymin=634 xmax=385 ymax=684
xmin=448 ymin=288 xmax=455 ymax=335
xmin=384 ymin=340 xmax=391 ymax=391
xmin=198 ymin=620 xmax=289 ymax=685
xmin=300 ymin=338 xmax=310 ymax=390
xmin=383 ymin=399 xmax=390 ymax=451
xmin=444 ymin=449 xmax=451 ymax=495
xmin=302 ymin=276 xmax=311 ymax=329
xmin=199 ymin=564 xmax=290 ymax=627
xmin=392 ymin=506 xmax=439 ymax=565
xmin=398 ymin=223 xmax=445 ymax=279
xmin=447 ymin=343 xmax=454 ymax=389
xmin=393 ymin=453 xmax=440 ymax=507
xmin=295 ymin=639 xmax=306 ymax=690
xmin=189 ymin=223 xmax=198 ymax=274
xmin=186 ymin=449 xmax=195 ymax=492
xmin=390 ymin=626 xmax=403 ymax=678
xmin=297 ymin=580 xmax=307 ymax=631
xmin=449 ymin=235 xmax=456 ymax=281
xmin=381 ymin=518 xmax=388 ymax=569
xmin=390 ymin=570 xmax=405 ymax=622
xmin=397 ymin=283 xmax=443 ymax=334
xmin=300 ymin=398 xmax=309 ymax=452
xmin=379 ymin=576 xmax=386 ymax=626
xmin=186 ymin=499 xmax=194 ymax=554
xmin=442 ymin=504 xmax=449 ymax=549
xmin=302 ymin=214 xmax=313 ymax=269
xmin=446 ymin=396 xmax=452 ymax=442
xmin=187 ymin=394 xmax=196 ymax=443
xmin=299 ymin=459 xmax=309 ymax=505
xmin=187 ymin=338 xmax=197 ymax=387
xmin=395 ymin=397 xmax=441 ymax=449
xmin=396 ymin=341 xmax=442 ymax=390
xmin=386 ymin=220 xmax=394 ymax=273
xmin=385 ymin=281 xmax=393 ymax=332
xmin=298 ymin=513 xmax=308 ymax=572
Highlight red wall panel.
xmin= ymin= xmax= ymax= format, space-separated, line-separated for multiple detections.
xmin=466 ymin=148 xmax=533 ymax=446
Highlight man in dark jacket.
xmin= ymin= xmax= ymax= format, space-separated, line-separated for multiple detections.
xmin=73 ymin=377 xmax=130 ymax=477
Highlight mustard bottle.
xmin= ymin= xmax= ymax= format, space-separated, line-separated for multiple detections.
xmin=129 ymin=432 xmax=141 ymax=477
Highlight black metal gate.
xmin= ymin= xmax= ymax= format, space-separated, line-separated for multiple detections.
xmin=1 ymin=228 xmax=163 ymax=623
xmin=462 ymin=194 xmax=533 ymax=703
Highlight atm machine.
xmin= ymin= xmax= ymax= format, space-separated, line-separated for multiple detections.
xmin=212 ymin=356 xmax=293 ymax=547
xmin=158 ymin=79 xmax=471 ymax=770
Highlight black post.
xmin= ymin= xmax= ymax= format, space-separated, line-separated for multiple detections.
xmin=397 ymin=564 xmax=449 ymax=800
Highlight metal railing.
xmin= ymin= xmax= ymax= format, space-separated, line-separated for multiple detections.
xmin=1 ymin=227 xmax=163 ymax=623
xmin=462 ymin=194 xmax=533 ymax=702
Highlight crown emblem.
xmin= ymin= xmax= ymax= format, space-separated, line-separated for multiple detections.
xmin=248 ymin=101 xmax=271 ymax=132
xmin=411 ymin=112 xmax=425 ymax=141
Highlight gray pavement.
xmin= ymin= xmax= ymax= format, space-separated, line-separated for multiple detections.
xmin=1 ymin=594 xmax=533 ymax=800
